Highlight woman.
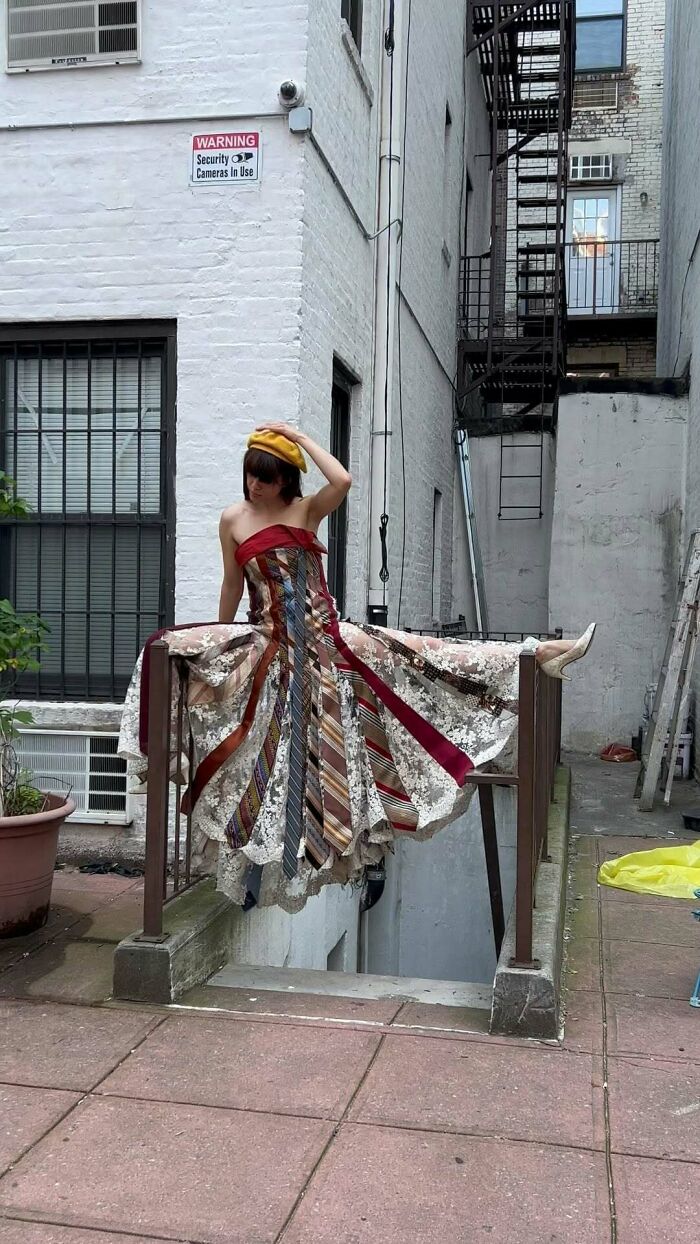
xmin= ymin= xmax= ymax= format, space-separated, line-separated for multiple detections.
xmin=119 ymin=423 xmax=594 ymax=911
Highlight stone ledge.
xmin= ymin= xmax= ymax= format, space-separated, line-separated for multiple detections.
xmin=490 ymin=766 xmax=571 ymax=1040
xmin=113 ymin=878 xmax=234 ymax=1005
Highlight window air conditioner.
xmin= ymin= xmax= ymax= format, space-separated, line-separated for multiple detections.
xmin=15 ymin=730 xmax=132 ymax=825
xmin=6 ymin=1 xmax=140 ymax=72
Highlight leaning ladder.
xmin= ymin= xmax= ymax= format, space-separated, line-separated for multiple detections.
xmin=636 ymin=531 xmax=700 ymax=811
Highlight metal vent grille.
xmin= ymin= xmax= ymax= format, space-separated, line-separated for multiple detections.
xmin=15 ymin=730 xmax=130 ymax=824
xmin=573 ymin=79 xmax=619 ymax=111
xmin=7 ymin=1 xmax=140 ymax=71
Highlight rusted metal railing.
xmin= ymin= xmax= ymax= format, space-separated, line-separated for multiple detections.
xmin=510 ymin=651 xmax=563 ymax=968
xmin=140 ymin=642 xmax=562 ymax=968
xmin=463 ymin=651 xmax=562 ymax=967
xmin=140 ymin=640 xmax=197 ymax=941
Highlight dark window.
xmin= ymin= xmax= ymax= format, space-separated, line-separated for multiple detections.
xmin=442 ymin=103 xmax=453 ymax=244
xmin=328 ymin=369 xmax=352 ymax=616
xmin=431 ymin=490 xmax=443 ymax=620
xmin=575 ymin=0 xmax=625 ymax=73
xmin=0 ymin=323 xmax=176 ymax=701
xmin=341 ymin=0 xmax=363 ymax=53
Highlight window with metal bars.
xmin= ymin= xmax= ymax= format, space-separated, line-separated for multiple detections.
xmin=327 ymin=367 xmax=352 ymax=617
xmin=341 ymin=0 xmax=363 ymax=53
xmin=0 ymin=323 xmax=176 ymax=701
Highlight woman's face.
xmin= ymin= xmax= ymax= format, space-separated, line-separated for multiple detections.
xmin=246 ymin=473 xmax=282 ymax=504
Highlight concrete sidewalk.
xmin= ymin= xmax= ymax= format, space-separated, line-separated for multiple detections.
xmin=0 ymin=761 xmax=698 ymax=1242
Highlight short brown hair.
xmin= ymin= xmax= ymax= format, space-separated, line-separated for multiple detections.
xmin=243 ymin=448 xmax=303 ymax=503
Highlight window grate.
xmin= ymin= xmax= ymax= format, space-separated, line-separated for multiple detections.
xmin=6 ymin=1 xmax=140 ymax=71
xmin=16 ymin=729 xmax=130 ymax=822
xmin=0 ymin=324 xmax=176 ymax=701
xmin=573 ymin=78 xmax=619 ymax=111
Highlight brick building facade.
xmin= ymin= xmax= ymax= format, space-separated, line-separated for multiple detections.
xmin=566 ymin=0 xmax=664 ymax=378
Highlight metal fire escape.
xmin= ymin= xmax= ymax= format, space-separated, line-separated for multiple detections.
xmin=458 ymin=2 xmax=574 ymax=518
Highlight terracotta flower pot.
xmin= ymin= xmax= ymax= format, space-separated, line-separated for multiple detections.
xmin=0 ymin=793 xmax=76 ymax=938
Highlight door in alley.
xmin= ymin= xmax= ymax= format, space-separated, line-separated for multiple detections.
xmin=566 ymin=189 xmax=620 ymax=315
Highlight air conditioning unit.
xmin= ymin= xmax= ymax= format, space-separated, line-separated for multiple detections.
xmin=573 ymin=79 xmax=619 ymax=112
xmin=6 ymin=1 xmax=141 ymax=73
xmin=15 ymin=730 xmax=132 ymax=825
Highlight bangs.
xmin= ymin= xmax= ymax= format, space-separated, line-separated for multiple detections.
xmin=243 ymin=446 xmax=303 ymax=503
xmin=244 ymin=448 xmax=283 ymax=483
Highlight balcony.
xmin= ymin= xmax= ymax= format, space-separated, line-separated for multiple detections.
xmin=564 ymin=238 xmax=659 ymax=336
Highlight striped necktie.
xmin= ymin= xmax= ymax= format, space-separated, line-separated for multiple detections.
xmin=283 ymin=549 xmax=308 ymax=878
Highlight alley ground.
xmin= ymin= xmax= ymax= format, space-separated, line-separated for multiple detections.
xmin=0 ymin=758 xmax=698 ymax=1243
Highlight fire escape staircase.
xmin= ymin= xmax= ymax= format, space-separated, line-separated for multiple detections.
xmin=458 ymin=3 xmax=574 ymax=516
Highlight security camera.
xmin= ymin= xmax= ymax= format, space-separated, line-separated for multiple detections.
xmin=279 ymin=80 xmax=305 ymax=109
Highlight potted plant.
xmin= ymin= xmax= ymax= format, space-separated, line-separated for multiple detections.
xmin=0 ymin=471 xmax=75 ymax=937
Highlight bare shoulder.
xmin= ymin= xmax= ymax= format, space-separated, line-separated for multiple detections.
xmin=287 ymin=496 xmax=315 ymax=530
xmin=219 ymin=502 xmax=243 ymax=538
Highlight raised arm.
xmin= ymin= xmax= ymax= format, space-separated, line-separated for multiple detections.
xmin=218 ymin=508 xmax=244 ymax=623
xmin=255 ymin=421 xmax=351 ymax=523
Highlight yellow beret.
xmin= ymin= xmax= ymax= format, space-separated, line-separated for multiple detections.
xmin=247 ymin=429 xmax=307 ymax=473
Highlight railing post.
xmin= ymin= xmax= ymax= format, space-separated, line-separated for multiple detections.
xmin=478 ymin=784 xmax=505 ymax=957
xmin=140 ymin=639 xmax=171 ymax=941
xmin=511 ymin=651 xmax=538 ymax=968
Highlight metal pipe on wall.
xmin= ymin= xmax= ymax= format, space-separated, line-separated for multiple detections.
xmin=367 ymin=0 xmax=405 ymax=625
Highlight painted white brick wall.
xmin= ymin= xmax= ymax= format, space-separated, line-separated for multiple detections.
xmin=299 ymin=1 xmax=491 ymax=631
xmin=0 ymin=115 xmax=306 ymax=626
xmin=385 ymin=1 xmax=490 ymax=629
xmin=296 ymin=1 xmax=382 ymax=621
xmin=570 ymin=0 xmax=664 ymax=242
xmin=1 ymin=1 xmax=307 ymax=126
xmin=0 ymin=2 xmax=310 ymax=636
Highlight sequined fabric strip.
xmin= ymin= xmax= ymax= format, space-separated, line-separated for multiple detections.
xmin=361 ymin=623 xmax=509 ymax=716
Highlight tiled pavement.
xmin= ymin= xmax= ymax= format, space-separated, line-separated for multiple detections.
xmin=0 ymin=767 xmax=698 ymax=1242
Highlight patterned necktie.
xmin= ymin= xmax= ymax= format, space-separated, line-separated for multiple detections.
xmin=283 ymin=549 xmax=308 ymax=878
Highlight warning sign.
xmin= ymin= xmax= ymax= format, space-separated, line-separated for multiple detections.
xmin=190 ymin=132 xmax=260 ymax=186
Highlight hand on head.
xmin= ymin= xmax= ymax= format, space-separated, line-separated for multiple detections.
xmin=255 ymin=421 xmax=303 ymax=444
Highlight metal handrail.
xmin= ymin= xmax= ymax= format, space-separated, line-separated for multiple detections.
xmin=564 ymin=238 xmax=659 ymax=317
xmin=460 ymin=240 xmax=660 ymax=335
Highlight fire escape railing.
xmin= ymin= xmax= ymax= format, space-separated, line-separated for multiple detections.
xmin=459 ymin=2 xmax=575 ymax=410
xmin=564 ymin=239 xmax=660 ymax=318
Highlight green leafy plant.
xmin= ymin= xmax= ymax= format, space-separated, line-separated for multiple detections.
xmin=0 ymin=470 xmax=50 ymax=816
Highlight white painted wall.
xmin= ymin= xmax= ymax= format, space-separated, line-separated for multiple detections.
xmin=550 ymin=390 xmax=687 ymax=752
xmin=469 ymin=433 xmax=556 ymax=635
xmin=0 ymin=5 xmax=309 ymax=633
xmin=297 ymin=0 xmax=382 ymax=621
xmin=229 ymin=878 xmax=361 ymax=972
xmin=366 ymin=787 xmax=517 ymax=985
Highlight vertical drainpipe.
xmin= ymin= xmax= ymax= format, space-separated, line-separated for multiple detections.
xmin=367 ymin=0 xmax=405 ymax=627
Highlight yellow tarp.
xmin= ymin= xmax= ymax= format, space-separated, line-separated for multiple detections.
xmin=598 ymin=841 xmax=700 ymax=900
